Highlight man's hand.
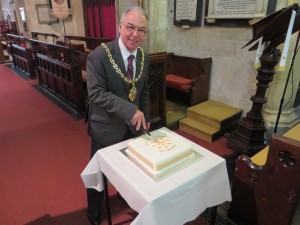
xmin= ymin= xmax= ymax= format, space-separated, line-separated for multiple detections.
xmin=131 ymin=109 xmax=147 ymax=131
xmin=146 ymin=122 xmax=150 ymax=131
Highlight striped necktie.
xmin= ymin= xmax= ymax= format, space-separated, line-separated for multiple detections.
xmin=127 ymin=54 xmax=135 ymax=80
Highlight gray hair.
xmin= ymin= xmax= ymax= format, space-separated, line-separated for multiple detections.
xmin=120 ymin=6 xmax=148 ymax=22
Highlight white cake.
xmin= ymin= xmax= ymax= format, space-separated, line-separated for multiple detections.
xmin=125 ymin=129 xmax=194 ymax=177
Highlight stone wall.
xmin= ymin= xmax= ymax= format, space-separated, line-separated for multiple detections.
xmin=22 ymin=0 xmax=85 ymax=40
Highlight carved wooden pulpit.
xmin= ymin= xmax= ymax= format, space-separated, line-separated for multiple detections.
xmin=227 ymin=3 xmax=300 ymax=156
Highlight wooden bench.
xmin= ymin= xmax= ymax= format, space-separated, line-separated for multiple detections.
xmin=228 ymin=123 xmax=300 ymax=225
xmin=147 ymin=52 xmax=212 ymax=129
xmin=165 ymin=53 xmax=212 ymax=106
xmin=148 ymin=52 xmax=168 ymax=130
xmin=31 ymin=32 xmax=59 ymax=44
xmin=31 ymin=39 xmax=86 ymax=115
xmin=0 ymin=21 xmax=17 ymax=37
xmin=6 ymin=34 xmax=35 ymax=79
xmin=6 ymin=33 xmax=28 ymax=48
xmin=62 ymin=35 xmax=112 ymax=53
xmin=0 ymin=37 xmax=8 ymax=62
xmin=56 ymin=35 xmax=112 ymax=82
xmin=0 ymin=21 xmax=18 ymax=62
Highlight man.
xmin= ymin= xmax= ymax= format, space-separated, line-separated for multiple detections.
xmin=85 ymin=6 xmax=150 ymax=225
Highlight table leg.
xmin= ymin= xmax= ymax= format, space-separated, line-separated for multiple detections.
xmin=103 ymin=174 xmax=112 ymax=225
xmin=210 ymin=206 xmax=217 ymax=225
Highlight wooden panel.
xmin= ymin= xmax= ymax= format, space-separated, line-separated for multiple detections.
xmin=63 ymin=35 xmax=111 ymax=52
xmin=167 ymin=54 xmax=212 ymax=106
xmin=32 ymin=40 xmax=86 ymax=114
xmin=148 ymin=52 xmax=168 ymax=130
xmin=228 ymin=133 xmax=300 ymax=225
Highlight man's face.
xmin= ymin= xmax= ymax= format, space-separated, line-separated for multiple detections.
xmin=119 ymin=11 xmax=148 ymax=52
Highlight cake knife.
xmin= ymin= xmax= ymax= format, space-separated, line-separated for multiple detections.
xmin=143 ymin=129 xmax=151 ymax=137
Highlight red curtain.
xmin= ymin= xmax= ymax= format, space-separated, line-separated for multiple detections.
xmin=84 ymin=0 xmax=116 ymax=39
xmin=87 ymin=6 xmax=95 ymax=37
xmin=93 ymin=6 xmax=101 ymax=37
xmin=101 ymin=3 xmax=116 ymax=39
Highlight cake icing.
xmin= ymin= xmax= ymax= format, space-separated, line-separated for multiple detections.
xmin=125 ymin=129 xmax=194 ymax=176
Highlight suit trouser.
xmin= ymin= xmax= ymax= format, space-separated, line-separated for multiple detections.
xmin=87 ymin=139 xmax=106 ymax=213
xmin=87 ymin=126 xmax=135 ymax=213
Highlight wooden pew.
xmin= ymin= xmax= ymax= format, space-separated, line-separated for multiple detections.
xmin=0 ymin=21 xmax=18 ymax=62
xmin=31 ymin=32 xmax=59 ymax=44
xmin=0 ymin=21 xmax=18 ymax=37
xmin=62 ymin=35 xmax=112 ymax=53
xmin=165 ymin=53 xmax=212 ymax=106
xmin=31 ymin=39 xmax=86 ymax=115
xmin=6 ymin=34 xmax=35 ymax=79
xmin=147 ymin=52 xmax=212 ymax=129
xmin=56 ymin=35 xmax=112 ymax=82
xmin=227 ymin=124 xmax=300 ymax=225
xmin=6 ymin=33 xmax=28 ymax=48
xmin=148 ymin=52 xmax=168 ymax=130
xmin=0 ymin=37 xmax=8 ymax=62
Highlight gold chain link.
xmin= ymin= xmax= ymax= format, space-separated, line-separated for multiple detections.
xmin=101 ymin=43 xmax=144 ymax=85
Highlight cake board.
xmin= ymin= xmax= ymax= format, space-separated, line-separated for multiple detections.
xmin=121 ymin=148 xmax=204 ymax=182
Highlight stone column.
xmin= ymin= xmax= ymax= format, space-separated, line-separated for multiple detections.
xmin=263 ymin=33 xmax=300 ymax=139
xmin=0 ymin=1 xmax=4 ymax=21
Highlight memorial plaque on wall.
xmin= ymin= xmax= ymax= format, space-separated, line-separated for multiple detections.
xmin=174 ymin=0 xmax=202 ymax=26
xmin=205 ymin=0 xmax=270 ymax=24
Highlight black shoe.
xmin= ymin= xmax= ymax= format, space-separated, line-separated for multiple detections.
xmin=87 ymin=210 xmax=101 ymax=225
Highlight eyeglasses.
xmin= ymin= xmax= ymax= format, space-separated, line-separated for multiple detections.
xmin=123 ymin=23 xmax=148 ymax=37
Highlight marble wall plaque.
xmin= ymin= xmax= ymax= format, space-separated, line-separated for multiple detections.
xmin=175 ymin=0 xmax=198 ymax=22
xmin=206 ymin=0 xmax=268 ymax=21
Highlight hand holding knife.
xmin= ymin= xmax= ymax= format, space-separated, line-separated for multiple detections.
xmin=143 ymin=129 xmax=151 ymax=137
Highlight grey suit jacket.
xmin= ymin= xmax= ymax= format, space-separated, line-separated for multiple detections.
xmin=86 ymin=40 xmax=150 ymax=146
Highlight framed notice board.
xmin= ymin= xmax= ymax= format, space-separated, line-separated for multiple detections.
xmin=173 ymin=0 xmax=202 ymax=26
xmin=36 ymin=4 xmax=59 ymax=24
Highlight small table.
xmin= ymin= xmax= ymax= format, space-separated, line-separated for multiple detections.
xmin=81 ymin=128 xmax=232 ymax=225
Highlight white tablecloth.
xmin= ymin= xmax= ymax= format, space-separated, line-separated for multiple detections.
xmin=81 ymin=128 xmax=232 ymax=225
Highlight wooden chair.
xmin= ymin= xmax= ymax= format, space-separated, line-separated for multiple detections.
xmin=227 ymin=133 xmax=300 ymax=225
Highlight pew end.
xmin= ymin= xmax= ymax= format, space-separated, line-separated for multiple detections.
xmin=165 ymin=53 xmax=212 ymax=106
xmin=31 ymin=39 xmax=86 ymax=115
xmin=228 ymin=133 xmax=300 ymax=225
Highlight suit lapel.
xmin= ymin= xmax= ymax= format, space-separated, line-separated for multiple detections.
xmin=111 ymin=41 xmax=131 ymax=95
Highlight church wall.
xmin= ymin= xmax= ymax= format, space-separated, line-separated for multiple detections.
xmin=22 ymin=0 xmax=85 ymax=40
xmin=167 ymin=25 xmax=257 ymax=114
xmin=162 ymin=0 xmax=300 ymax=122
xmin=165 ymin=0 xmax=258 ymax=114
xmin=145 ymin=0 xmax=260 ymax=114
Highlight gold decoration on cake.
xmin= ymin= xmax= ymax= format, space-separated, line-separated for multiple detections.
xmin=149 ymin=137 xmax=175 ymax=152
xmin=101 ymin=43 xmax=144 ymax=101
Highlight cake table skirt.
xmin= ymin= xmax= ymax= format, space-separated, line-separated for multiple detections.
xmin=81 ymin=128 xmax=232 ymax=225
